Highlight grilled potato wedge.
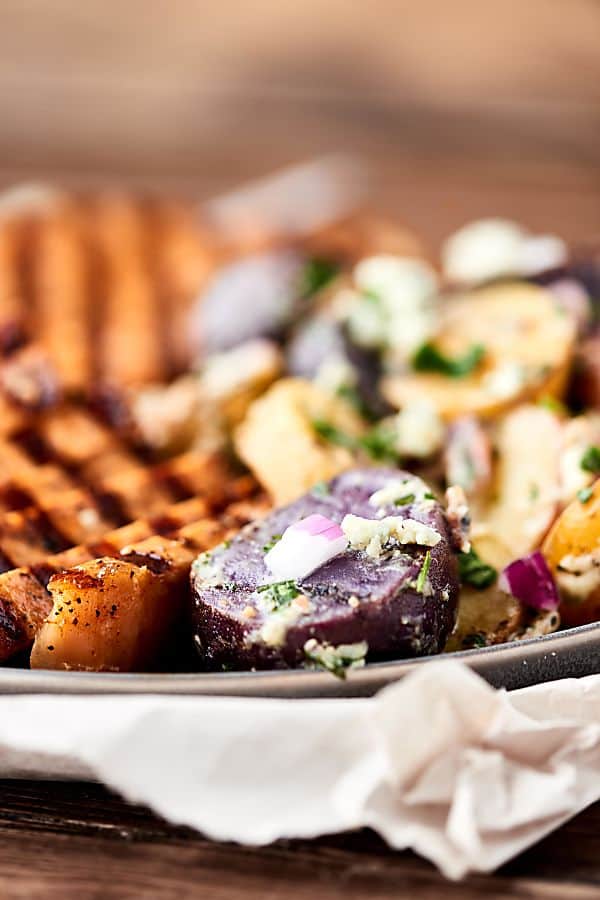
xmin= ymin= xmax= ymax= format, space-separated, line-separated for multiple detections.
xmin=234 ymin=377 xmax=366 ymax=504
xmin=542 ymin=479 xmax=600 ymax=627
xmin=382 ymin=282 xmax=576 ymax=420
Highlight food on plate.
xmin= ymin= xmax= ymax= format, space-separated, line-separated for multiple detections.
xmin=190 ymin=468 xmax=459 ymax=671
xmin=234 ymin=377 xmax=367 ymax=504
xmin=381 ymin=282 xmax=576 ymax=419
xmin=0 ymin=190 xmax=596 ymax=677
xmin=542 ymin=479 xmax=600 ymax=627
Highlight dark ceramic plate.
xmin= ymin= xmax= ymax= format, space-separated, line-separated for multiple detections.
xmin=0 ymin=621 xmax=598 ymax=697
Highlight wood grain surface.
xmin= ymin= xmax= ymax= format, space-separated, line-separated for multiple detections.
xmin=0 ymin=781 xmax=598 ymax=900
xmin=0 ymin=3 xmax=598 ymax=897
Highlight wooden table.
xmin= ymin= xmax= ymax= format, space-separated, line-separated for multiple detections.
xmin=0 ymin=3 xmax=599 ymax=889
xmin=0 ymin=781 xmax=597 ymax=899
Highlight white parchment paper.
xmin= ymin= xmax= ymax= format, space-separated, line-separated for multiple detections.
xmin=1 ymin=660 xmax=599 ymax=879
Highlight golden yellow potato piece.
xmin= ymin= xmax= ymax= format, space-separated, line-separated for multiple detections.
xmin=234 ymin=377 xmax=366 ymax=504
xmin=542 ymin=479 xmax=600 ymax=626
xmin=472 ymin=405 xmax=562 ymax=568
xmin=382 ymin=282 xmax=576 ymax=420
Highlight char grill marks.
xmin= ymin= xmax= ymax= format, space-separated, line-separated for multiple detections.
xmin=0 ymin=193 xmax=215 ymax=397
xmin=0 ymin=447 xmax=265 ymax=663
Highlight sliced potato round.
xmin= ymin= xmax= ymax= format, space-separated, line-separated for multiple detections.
xmin=542 ymin=479 xmax=600 ymax=626
xmin=382 ymin=282 xmax=576 ymax=420
xmin=234 ymin=377 xmax=366 ymax=504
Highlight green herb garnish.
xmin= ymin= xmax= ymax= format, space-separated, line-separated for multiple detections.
xmin=299 ymin=258 xmax=339 ymax=297
xmin=262 ymin=534 xmax=282 ymax=553
xmin=577 ymin=486 xmax=594 ymax=504
xmin=313 ymin=419 xmax=401 ymax=463
xmin=394 ymin=494 xmax=415 ymax=506
xmin=458 ymin=548 xmax=497 ymax=590
xmin=529 ymin=483 xmax=540 ymax=502
xmin=537 ymin=395 xmax=567 ymax=416
xmin=462 ymin=632 xmax=488 ymax=649
xmin=412 ymin=342 xmax=486 ymax=378
xmin=311 ymin=480 xmax=330 ymax=497
xmin=416 ymin=551 xmax=432 ymax=593
xmin=581 ymin=445 xmax=600 ymax=474
xmin=336 ymin=384 xmax=376 ymax=421
xmin=359 ymin=426 xmax=401 ymax=463
xmin=303 ymin=639 xmax=367 ymax=679
xmin=312 ymin=419 xmax=357 ymax=450
xmin=257 ymin=580 xmax=300 ymax=610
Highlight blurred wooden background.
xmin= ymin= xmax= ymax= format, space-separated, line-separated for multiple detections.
xmin=0 ymin=0 xmax=598 ymax=247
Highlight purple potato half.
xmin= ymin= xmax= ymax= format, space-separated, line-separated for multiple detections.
xmin=190 ymin=468 xmax=459 ymax=671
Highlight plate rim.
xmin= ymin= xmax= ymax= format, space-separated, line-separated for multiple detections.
xmin=1 ymin=620 xmax=599 ymax=697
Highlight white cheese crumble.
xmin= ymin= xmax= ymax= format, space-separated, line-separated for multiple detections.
xmin=442 ymin=218 xmax=567 ymax=284
xmin=313 ymin=354 xmax=356 ymax=395
xmin=559 ymin=415 xmax=600 ymax=504
xmin=393 ymin=402 xmax=445 ymax=458
xmin=345 ymin=254 xmax=439 ymax=359
xmin=303 ymin=638 xmax=367 ymax=675
xmin=253 ymin=595 xmax=314 ymax=648
xmin=369 ymin=476 xmax=431 ymax=508
xmin=191 ymin=552 xmax=223 ymax=588
xmin=482 ymin=362 xmax=526 ymax=399
xmin=557 ymin=550 xmax=600 ymax=602
xmin=341 ymin=514 xmax=441 ymax=558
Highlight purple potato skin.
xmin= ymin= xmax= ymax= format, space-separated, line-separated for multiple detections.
xmin=286 ymin=317 xmax=393 ymax=419
xmin=190 ymin=468 xmax=459 ymax=671
xmin=190 ymin=250 xmax=305 ymax=359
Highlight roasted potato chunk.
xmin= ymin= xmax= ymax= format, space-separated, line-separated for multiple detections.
xmin=234 ymin=377 xmax=366 ymax=504
xmin=382 ymin=282 xmax=576 ymax=420
xmin=542 ymin=479 xmax=600 ymax=626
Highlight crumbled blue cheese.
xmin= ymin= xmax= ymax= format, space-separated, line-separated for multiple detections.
xmin=345 ymin=255 xmax=439 ymax=359
xmin=303 ymin=638 xmax=367 ymax=677
xmin=341 ymin=514 xmax=441 ymax=558
xmin=557 ymin=550 xmax=600 ymax=602
xmin=393 ymin=402 xmax=445 ymax=458
xmin=442 ymin=219 xmax=526 ymax=284
xmin=191 ymin=551 xmax=224 ymax=588
xmin=369 ymin=475 xmax=432 ymax=508
xmin=313 ymin=354 xmax=357 ymax=395
xmin=559 ymin=416 xmax=600 ymax=504
xmin=253 ymin=594 xmax=315 ymax=648
xmin=482 ymin=362 xmax=526 ymax=399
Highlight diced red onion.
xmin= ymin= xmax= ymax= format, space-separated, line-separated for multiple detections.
xmin=499 ymin=551 xmax=560 ymax=611
xmin=264 ymin=514 xmax=348 ymax=581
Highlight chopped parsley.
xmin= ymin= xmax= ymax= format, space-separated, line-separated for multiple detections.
xmin=362 ymin=288 xmax=382 ymax=304
xmin=223 ymin=539 xmax=232 ymax=549
xmin=336 ymin=383 xmax=376 ymax=421
xmin=359 ymin=425 xmax=401 ymax=463
xmin=537 ymin=395 xmax=567 ymax=416
xmin=416 ymin=551 xmax=432 ymax=593
xmin=394 ymin=494 xmax=415 ymax=506
xmin=262 ymin=534 xmax=282 ymax=553
xmin=529 ymin=483 xmax=540 ymax=502
xmin=312 ymin=419 xmax=401 ymax=463
xmin=577 ymin=486 xmax=594 ymax=504
xmin=580 ymin=445 xmax=600 ymax=475
xmin=462 ymin=632 xmax=488 ymax=649
xmin=299 ymin=258 xmax=339 ymax=297
xmin=458 ymin=547 xmax=497 ymax=590
xmin=312 ymin=419 xmax=357 ymax=450
xmin=257 ymin=580 xmax=299 ymax=610
xmin=303 ymin=638 xmax=368 ymax=679
xmin=412 ymin=342 xmax=486 ymax=378
xmin=311 ymin=480 xmax=330 ymax=497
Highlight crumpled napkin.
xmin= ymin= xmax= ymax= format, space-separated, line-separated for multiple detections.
xmin=1 ymin=659 xmax=599 ymax=879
